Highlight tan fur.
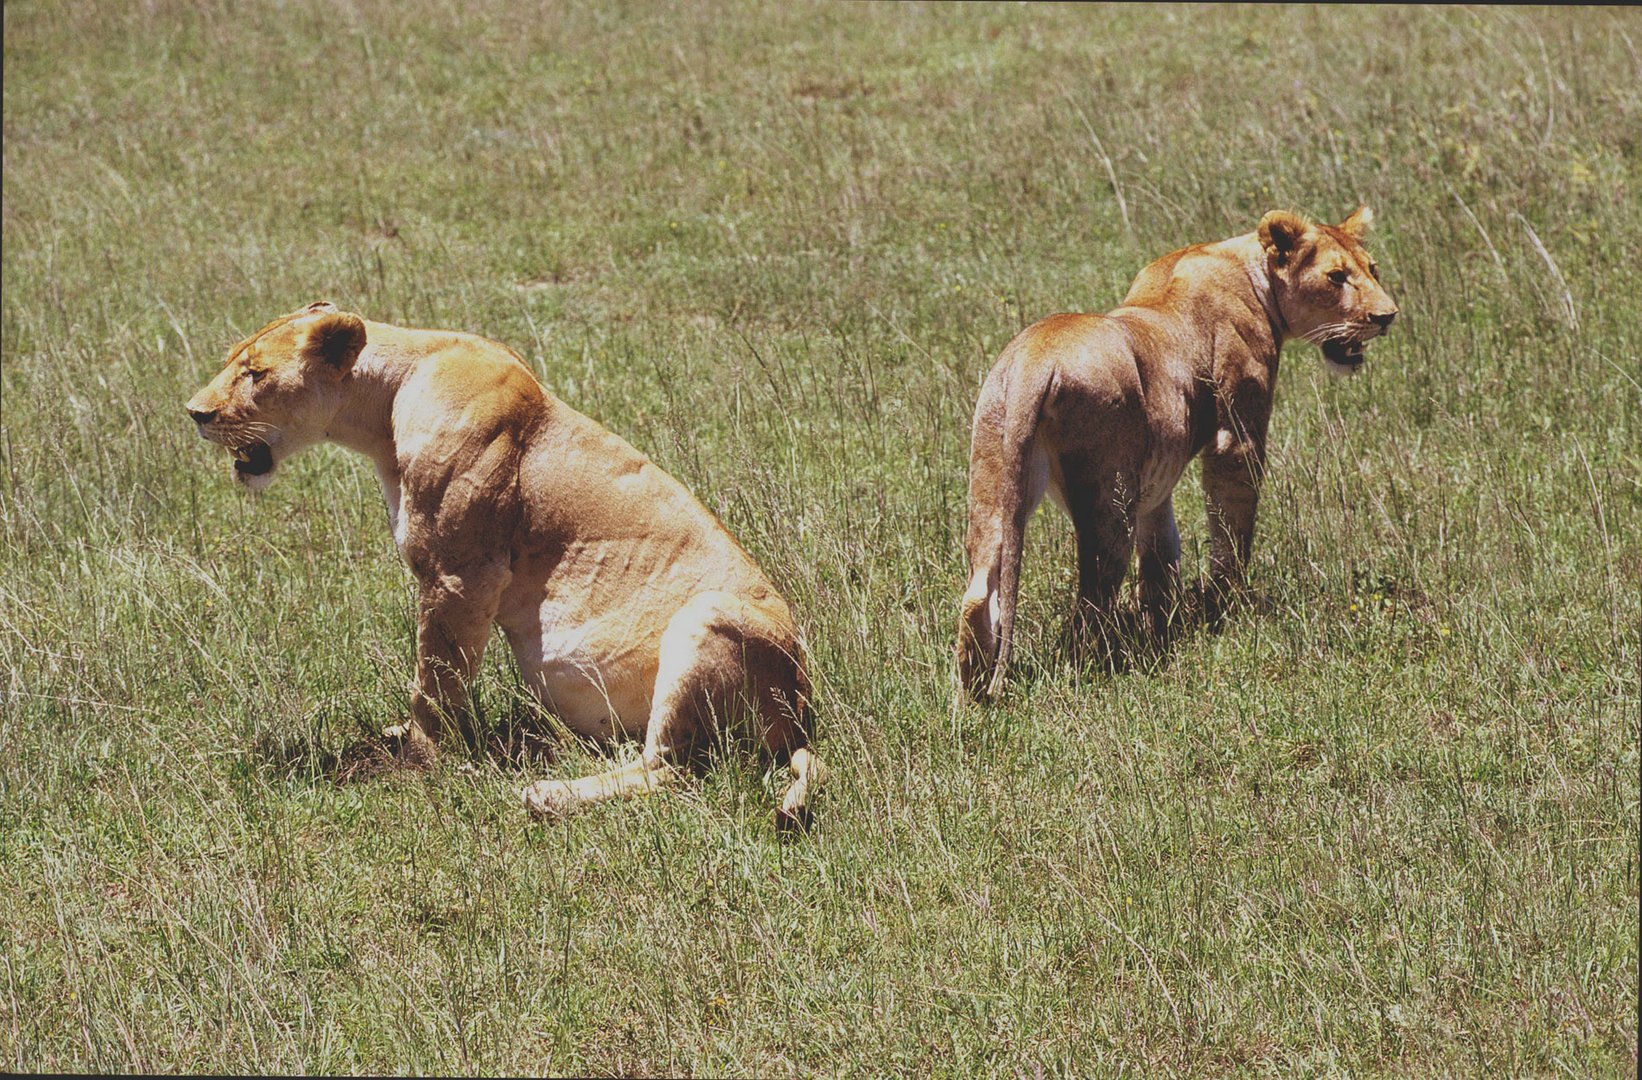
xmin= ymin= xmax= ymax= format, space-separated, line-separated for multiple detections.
xmin=957 ymin=208 xmax=1398 ymax=700
xmin=186 ymin=303 xmax=825 ymax=827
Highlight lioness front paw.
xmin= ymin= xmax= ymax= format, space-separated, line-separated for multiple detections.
xmin=380 ymin=721 xmax=436 ymax=770
xmin=522 ymin=779 xmax=579 ymax=820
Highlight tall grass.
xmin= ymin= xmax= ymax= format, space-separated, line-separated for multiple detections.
xmin=2 ymin=2 xmax=1637 ymax=1074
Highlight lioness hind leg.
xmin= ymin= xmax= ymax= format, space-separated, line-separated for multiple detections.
xmin=1135 ymin=499 xmax=1183 ymax=641
xmin=522 ymin=755 xmax=679 ymax=819
xmin=1066 ymin=486 xmax=1136 ymax=665
xmin=521 ymin=592 xmax=824 ymax=828
xmin=521 ymin=596 xmax=723 ymax=820
xmin=522 ymin=610 xmax=709 ymax=810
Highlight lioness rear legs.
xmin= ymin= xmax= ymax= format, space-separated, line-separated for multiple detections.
xmin=1135 ymin=500 xmax=1183 ymax=643
xmin=960 ymin=489 xmax=1187 ymax=697
xmin=522 ymin=592 xmax=826 ymax=829
xmin=1064 ymin=490 xmax=1136 ymax=669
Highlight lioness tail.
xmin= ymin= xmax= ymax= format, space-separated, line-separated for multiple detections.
xmin=986 ymin=356 xmax=1056 ymax=698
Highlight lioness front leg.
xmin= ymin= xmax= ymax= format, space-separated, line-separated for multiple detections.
xmin=395 ymin=561 xmax=510 ymax=761
xmin=1201 ymin=434 xmax=1264 ymax=626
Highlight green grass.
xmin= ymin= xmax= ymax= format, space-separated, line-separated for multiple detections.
xmin=2 ymin=2 xmax=1638 ymax=1074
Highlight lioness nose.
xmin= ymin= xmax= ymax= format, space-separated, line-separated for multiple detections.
xmin=188 ymin=406 xmax=217 ymax=425
xmin=1369 ymin=311 xmax=1396 ymax=328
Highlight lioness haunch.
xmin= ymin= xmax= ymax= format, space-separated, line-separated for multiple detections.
xmin=187 ymin=303 xmax=825 ymax=827
xmin=957 ymin=207 xmax=1398 ymax=700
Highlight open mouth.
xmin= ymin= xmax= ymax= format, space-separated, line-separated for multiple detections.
xmin=231 ymin=441 xmax=274 ymax=477
xmin=1321 ymin=338 xmax=1367 ymax=369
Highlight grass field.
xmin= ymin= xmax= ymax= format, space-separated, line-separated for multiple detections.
xmin=3 ymin=2 xmax=1639 ymax=1074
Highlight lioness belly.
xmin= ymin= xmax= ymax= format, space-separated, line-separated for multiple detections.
xmin=1138 ymin=440 xmax=1193 ymax=512
xmin=498 ymin=593 xmax=663 ymax=740
xmin=1135 ymin=368 xmax=1197 ymax=512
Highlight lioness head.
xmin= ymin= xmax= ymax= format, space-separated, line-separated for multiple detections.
xmin=1259 ymin=207 xmax=1398 ymax=376
xmin=185 ymin=301 xmax=366 ymax=490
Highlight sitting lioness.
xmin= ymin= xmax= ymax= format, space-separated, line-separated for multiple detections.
xmin=186 ymin=303 xmax=825 ymax=826
xmin=957 ymin=207 xmax=1398 ymax=700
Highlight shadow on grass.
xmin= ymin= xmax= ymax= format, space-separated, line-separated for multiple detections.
xmin=250 ymin=704 xmax=565 ymax=786
xmin=1007 ymin=580 xmax=1273 ymax=693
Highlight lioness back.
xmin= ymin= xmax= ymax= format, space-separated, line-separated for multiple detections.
xmin=369 ymin=320 xmax=778 ymax=611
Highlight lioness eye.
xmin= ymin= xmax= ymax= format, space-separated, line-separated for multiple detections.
xmin=1327 ymin=269 xmax=1349 ymax=285
xmin=245 ymin=369 xmax=264 ymax=384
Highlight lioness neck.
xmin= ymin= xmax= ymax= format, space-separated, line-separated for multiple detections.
xmin=320 ymin=321 xmax=533 ymax=471
xmin=322 ymin=338 xmax=410 ymax=467
xmin=1197 ymin=234 xmax=1285 ymax=361
xmin=1228 ymin=234 xmax=1287 ymax=349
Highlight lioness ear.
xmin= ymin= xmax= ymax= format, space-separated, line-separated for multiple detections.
xmin=301 ymin=300 xmax=339 ymax=314
xmin=1258 ymin=210 xmax=1308 ymax=266
xmin=1339 ymin=205 xmax=1374 ymax=241
xmin=300 ymin=310 xmax=366 ymax=372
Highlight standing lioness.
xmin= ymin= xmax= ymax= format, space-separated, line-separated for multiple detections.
xmin=186 ymin=304 xmax=824 ymax=826
xmin=958 ymin=208 xmax=1398 ymax=700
